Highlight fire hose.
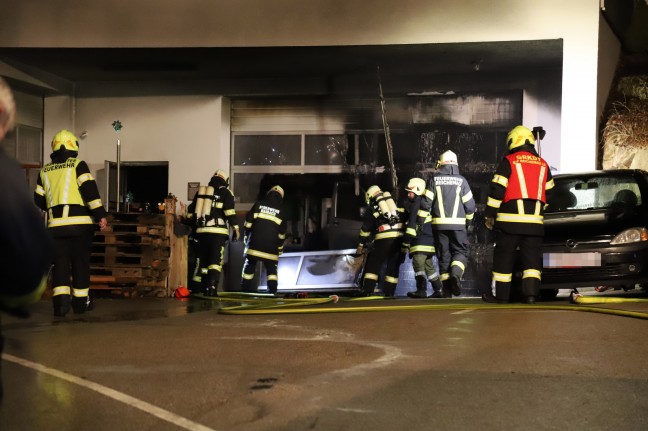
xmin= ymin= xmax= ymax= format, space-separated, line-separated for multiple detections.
xmin=194 ymin=292 xmax=648 ymax=320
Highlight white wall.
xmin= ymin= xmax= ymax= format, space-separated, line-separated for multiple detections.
xmin=3 ymin=0 xmax=607 ymax=173
xmin=44 ymin=95 xmax=227 ymax=204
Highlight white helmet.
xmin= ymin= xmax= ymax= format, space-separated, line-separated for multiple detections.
xmin=405 ymin=178 xmax=426 ymax=196
xmin=365 ymin=185 xmax=382 ymax=204
xmin=438 ymin=150 xmax=458 ymax=166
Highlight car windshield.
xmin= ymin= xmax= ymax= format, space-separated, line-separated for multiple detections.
xmin=547 ymin=173 xmax=642 ymax=213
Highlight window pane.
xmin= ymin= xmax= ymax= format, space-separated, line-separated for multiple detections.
xmin=233 ymin=173 xmax=267 ymax=203
xmin=16 ymin=125 xmax=42 ymax=165
xmin=234 ymin=135 xmax=301 ymax=165
xmin=304 ymin=135 xmax=347 ymax=165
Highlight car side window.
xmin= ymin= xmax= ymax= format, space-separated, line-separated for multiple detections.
xmin=549 ymin=174 xmax=642 ymax=212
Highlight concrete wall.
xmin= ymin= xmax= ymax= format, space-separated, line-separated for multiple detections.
xmin=2 ymin=0 xmax=609 ymax=175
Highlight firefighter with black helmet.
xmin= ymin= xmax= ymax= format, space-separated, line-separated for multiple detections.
xmin=355 ymin=185 xmax=404 ymax=297
xmin=240 ymin=185 xmax=287 ymax=294
xmin=483 ymin=125 xmax=554 ymax=304
xmin=34 ymin=129 xmax=109 ymax=316
xmin=403 ymin=177 xmax=444 ymax=298
xmin=428 ymin=150 xmax=476 ymax=297
xmin=186 ymin=169 xmax=239 ymax=296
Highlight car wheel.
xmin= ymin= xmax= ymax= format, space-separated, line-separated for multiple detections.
xmin=539 ymin=289 xmax=559 ymax=300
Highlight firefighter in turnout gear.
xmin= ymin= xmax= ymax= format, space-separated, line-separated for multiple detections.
xmin=403 ymin=178 xmax=444 ymax=298
xmin=429 ymin=150 xmax=476 ymax=297
xmin=483 ymin=126 xmax=554 ymax=304
xmin=1 ymin=77 xmax=54 ymax=400
xmin=240 ymin=186 xmax=287 ymax=294
xmin=355 ymin=185 xmax=404 ymax=297
xmin=186 ymin=170 xmax=239 ymax=296
xmin=34 ymin=129 xmax=109 ymax=317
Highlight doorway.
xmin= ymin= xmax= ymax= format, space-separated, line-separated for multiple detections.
xmin=104 ymin=161 xmax=169 ymax=213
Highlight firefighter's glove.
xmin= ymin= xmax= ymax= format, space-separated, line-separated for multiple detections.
xmin=466 ymin=219 xmax=474 ymax=234
xmin=231 ymin=227 xmax=240 ymax=242
xmin=354 ymin=244 xmax=364 ymax=257
xmin=485 ymin=217 xmax=495 ymax=231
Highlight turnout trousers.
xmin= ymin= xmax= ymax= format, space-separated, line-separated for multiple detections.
xmin=491 ymin=232 xmax=542 ymax=302
xmin=51 ymin=229 xmax=94 ymax=315
xmin=241 ymin=256 xmax=279 ymax=294
xmin=196 ymin=232 xmax=228 ymax=293
xmin=362 ymin=238 xmax=402 ymax=297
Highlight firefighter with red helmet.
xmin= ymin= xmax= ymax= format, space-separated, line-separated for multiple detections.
xmin=403 ymin=178 xmax=444 ymax=298
xmin=483 ymin=125 xmax=555 ymax=304
xmin=186 ymin=169 xmax=239 ymax=296
xmin=428 ymin=150 xmax=476 ymax=297
xmin=240 ymin=185 xmax=287 ymax=294
xmin=355 ymin=185 xmax=404 ymax=297
xmin=34 ymin=129 xmax=109 ymax=316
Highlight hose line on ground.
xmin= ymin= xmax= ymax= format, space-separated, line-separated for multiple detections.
xmin=193 ymin=293 xmax=648 ymax=320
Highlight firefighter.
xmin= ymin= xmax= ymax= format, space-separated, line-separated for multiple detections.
xmin=240 ymin=185 xmax=287 ymax=294
xmin=403 ymin=177 xmax=444 ymax=298
xmin=428 ymin=150 xmax=476 ymax=297
xmin=355 ymin=185 xmax=404 ymax=297
xmin=186 ymin=170 xmax=240 ymax=296
xmin=34 ymin=129 xmax=109 ymax=316
xmin=483 ymin=125 xmax=554 ymax=304
xmin=1 ymin=77 xmax=54 ymax=400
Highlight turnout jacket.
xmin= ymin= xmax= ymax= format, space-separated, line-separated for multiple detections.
xmin=34 ymin=152 xmax=107 ymax=236
xmin=188 ymin=180 xmax=238 ymax=237
xmin=404 ymin=189 xmax=436 ymax=254
xmin=484 ymin=145 xmax=555 ymax=236
xmin=428 ymin=164 xmax=475 ymax=230
xmin=244 ymin=193 xmax=287 ymax=261
xmin=1 ymin=149 xmax=53 ymax=314
xmin=358 ymin=196 xmax=404 ymax=247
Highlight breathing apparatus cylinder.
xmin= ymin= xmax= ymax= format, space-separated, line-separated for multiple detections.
xmin=201 ymin=186 xmax=215 ymax=219
xmin=195 ymin=186 xmax=207 ymax=220
xmin=376 ymin=191 xmax=398 ymax=222
xmin=382 ymin=191 xmax=398 ymax=218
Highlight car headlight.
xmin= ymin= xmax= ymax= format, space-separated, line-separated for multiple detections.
xmin=610 ymin=227 xmax=648 ymax=245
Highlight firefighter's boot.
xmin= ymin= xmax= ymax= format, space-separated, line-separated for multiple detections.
xmin=407 ymin=276 xmax=428 ymax=298
xmin=441 ymin=279 xmax=452 ymax=298
xmin=522 ymin=276 xmax=540 ymax=304
xmin=383 ymin=283 xmax=396 ymax=298
xmin=429 ymin=277 xmax=444 ymax=298
xmin=494 ymin=281 xmax=512 ymax=303
xmin=449 ymin=267 xmax=463 ymax=296
xmin=205 ymin=284 xmax=218 ymax=297
xmin=72 ymin=294 xmax=91 ymax=314
xmin=53 ymin=294 xmax=71 ymax=317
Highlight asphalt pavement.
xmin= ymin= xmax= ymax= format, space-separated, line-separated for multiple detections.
xmin=1 ymin=290 xmax=647 ymax=431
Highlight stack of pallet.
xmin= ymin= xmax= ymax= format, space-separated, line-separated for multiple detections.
xmin=90 ymin=212 xmax=171 ymax=297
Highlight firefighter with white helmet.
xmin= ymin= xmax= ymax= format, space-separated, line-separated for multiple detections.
xmin=355 ymin=185 xmax=404 ymax=297
xmin=428 ymin=150 xmax=475 ymax=297
xmin=483 ymin=125 xmax=554 ymax=304
xmin=34 ymin=129 xmax=109 ymax=316
xmin=240 ymin=185 xmax=287 ymax=294
xmin=185 ymin=169 xmax=240 ymax=296
xmin=403 ymin=177 xmax=444 ymax=298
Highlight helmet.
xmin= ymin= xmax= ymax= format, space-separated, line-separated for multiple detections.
xmin=365 ymin=185 xmax=382 ymax=204
xmin=438 ymin=150 xmax=458 ymax=166
xmin=268 ymin=185 xmax=284 ymax=199
xmin=405 ymin=178 xmax=426 ymax=196
xmin=51 ymin=129 xmax=79 ymax=152
xmin=507 ymin=125 xmax=535 ymax=150
xmin=213 ymin=169 xmax=229 ymax=184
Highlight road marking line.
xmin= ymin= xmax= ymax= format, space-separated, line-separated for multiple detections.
xmin=2 ymin=353 xmax=217 ymax=431
xmin=451 ymin=309 xmax=474 ymax=315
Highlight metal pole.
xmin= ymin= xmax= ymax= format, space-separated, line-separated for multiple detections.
xmin=377 ymin=66 xmax=398 ymax=199
xmin=116 ymin=139 xmax=121 ymax=212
